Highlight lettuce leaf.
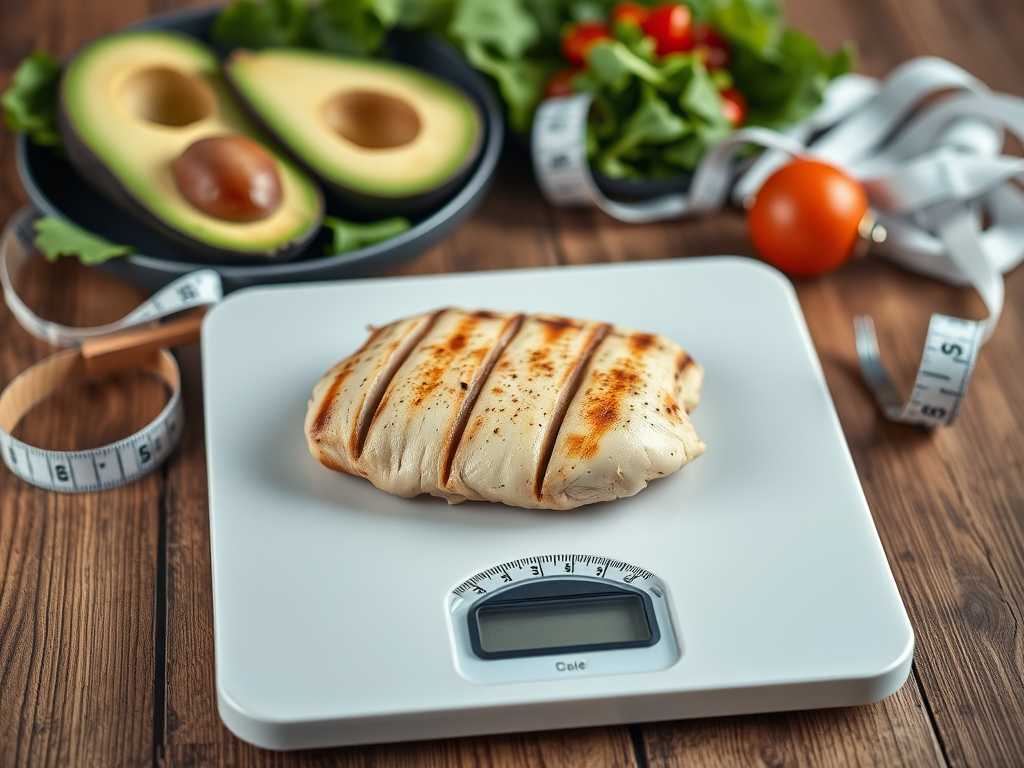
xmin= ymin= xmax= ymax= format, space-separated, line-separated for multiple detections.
xmin=370 ymin=0 xmax=453 ymax=30
xmin=588 ymin=40 xmax=665 ymax=93
xmin=323 ymin=215 xmax=411 ymax=254
xmin=34 ymin=217 xmax=133 ymax=266
xmin=462 ymin=41 xmax=557 ymax=133
xmin=211 ymin=0 xmax=310 ymax=48
xmin=449 ymin=0 xmax=538 ymax=60
xmin=1 ymin=51 xmax=63 ymax=150
xmin=586 ymin=45 xmax=734 ymax=178
xmin=212 ymin=0 xmax=396 ymax=55
xmin=580 ymin=0 xmax=853 ymax=176
xmin=448 ymin=0 xmax=562 ymax=132
xmin=713 ymin=0 xmax=854 ymax=129
xmin=711 ymin=0 xmax=781 ymax=53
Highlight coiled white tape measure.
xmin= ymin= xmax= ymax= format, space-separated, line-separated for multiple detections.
xmin=0 ymin=347 xmax=182 ymax=492
xmin=0 ymin=208 xmax=222 ymax=491
xmin=533 ymin=57 xmax=1024 ymax=427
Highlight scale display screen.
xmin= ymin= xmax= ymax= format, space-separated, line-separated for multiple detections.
xmin=475 ymin=594 xmax=652 ymax=656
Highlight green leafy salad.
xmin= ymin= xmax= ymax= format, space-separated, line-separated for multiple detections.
xmin=211 ymin=0 xmax=853 ymax=180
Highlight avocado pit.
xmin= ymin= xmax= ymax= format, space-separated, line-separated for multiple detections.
xmin=323 ymin=90 xmax=422 ymax=149
xmin=173 ymin=135 xmax=283 ymax=222
xmin=119 ymin=66 xmax=214 ymax=127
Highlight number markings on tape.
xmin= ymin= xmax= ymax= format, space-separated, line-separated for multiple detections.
xmin=1 ymin=388 xmax=183 ymax=493
xmin=903 ymin=315 xmax=983 ymax=427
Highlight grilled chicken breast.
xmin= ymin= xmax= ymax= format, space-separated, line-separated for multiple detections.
xmin=541 ymin=327 xmax=704 ymax=509
xmin=305 ymin=308 xmax=705 ymax=510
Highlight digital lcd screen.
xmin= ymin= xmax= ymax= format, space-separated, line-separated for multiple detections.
xmin=476 ymin=594 xmax=651 ymax=654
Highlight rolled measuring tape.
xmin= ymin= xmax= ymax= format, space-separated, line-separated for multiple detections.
xmin=533 ymin=57 xmax=1024 ymax=427
xmin=0 ymin=208 xmax=223 ymax=491
xmin=0 ymin=348 xmax=182 ymax=492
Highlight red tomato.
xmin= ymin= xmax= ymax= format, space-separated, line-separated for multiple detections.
xmin=544 ymin=69 xmax=582 ymax=99
xmin=691 ymin=24 xmax=730 ymax=69
xmin=720 ymin=87 xmax=747 ymax=127
xmin=747 ymin=159 xmax=869 ymax=277
xmin=561 ymin=22 xmax=611 ymax=66
xmin=611 ymin=1 xmax=650 ymax=26
xmin=642 ymin=3 xmax=693 ymax=56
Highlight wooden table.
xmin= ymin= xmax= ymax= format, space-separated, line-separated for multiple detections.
xmin=2 ymin=0 xmax=1023 ymax=765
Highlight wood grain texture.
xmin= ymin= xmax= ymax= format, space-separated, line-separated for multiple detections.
xmin=639 ymin=682 xmax=945 ymax=768
xmin=159 ymin=726 xmax=638 ymax=768
xmin=0 ymin=260 xmax=163 ymax=768
xmin=802 ymin=260 xmax=1024 ymax=768
xmin=1 ymin=0 xmax=1023 ymax=765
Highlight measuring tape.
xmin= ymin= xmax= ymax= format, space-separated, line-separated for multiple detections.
xmin=533 ymin=57 xmax=1024 ymax=427
xmin=0 ymin=208 xmax=223 ymax=491
xmin=855 ymin=314 xmax=983 ymax=427
xmin=0 ymin=347 xmax=182 ymax=492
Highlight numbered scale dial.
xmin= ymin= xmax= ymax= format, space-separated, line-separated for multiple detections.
xmin=447 ymin=555 xmax=680 ymax=685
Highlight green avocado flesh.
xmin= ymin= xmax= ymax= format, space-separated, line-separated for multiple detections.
xmin=59 ymin=31 xmax=323 ymax=261
xmin=225 ymin=48 xmax=483 ymax=202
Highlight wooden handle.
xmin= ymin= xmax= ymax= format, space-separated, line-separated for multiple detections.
xmin=81 ymin=312 xmax=204 ymax=376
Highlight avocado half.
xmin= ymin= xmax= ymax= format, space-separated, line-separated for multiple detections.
xmin=58 ymin=31 xmax=324 ymax=263
xmin=224 ymin=48 xmax=484 ymax=217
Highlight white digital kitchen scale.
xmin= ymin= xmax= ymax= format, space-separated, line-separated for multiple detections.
xmin=202 ymin=257 xmax=913 ymax=751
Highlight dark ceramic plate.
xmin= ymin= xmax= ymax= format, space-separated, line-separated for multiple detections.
xmin=17 ymin=6 xmax=503 ymax=292
xmin=592 ymin=170 xmax=694 ymax=202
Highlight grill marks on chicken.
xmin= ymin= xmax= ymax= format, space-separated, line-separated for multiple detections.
xmin=446 ymin=316 xmax=610 ymax=507
xmin=439 ymin=313 xmax=526 ymax=487
xmin=358 ymin=309 xmax=524 ymax=499
xmin=305 ymin=311 xmax=440 ymax=474
xmin=305 ymin=308 xmax=705 ymax=509
xmin=541 ymin=328 xmax=705 ymax=509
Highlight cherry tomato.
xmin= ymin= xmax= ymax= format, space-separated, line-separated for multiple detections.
xmin=561 ymin=22 xmax=611 ymax=66
xmin=642 ymin=3 xmax=693 ymax=56
xmin=544 ymin=69 xmax=583 ymax=99
xmin=747 ymin=159 xmax=869 ymax=277
xmin=691 ymin=24 xmax=731 ymax=70
xmin=719 ymin=87 xmax=746 ymax=127
xmin=611 ymin=1 xmax=650 ymax=27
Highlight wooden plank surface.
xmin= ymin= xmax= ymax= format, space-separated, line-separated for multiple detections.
xmin=1 ymin=0 xmax=1023 ymax=766
xmin=0 ymin=260 xmax=161 ymax=768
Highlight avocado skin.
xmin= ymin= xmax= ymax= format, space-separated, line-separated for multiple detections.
xmin=223 ymin=57 xmax=483 ymax=220
xmin=57 ymin=43 xmax=324 ymax=265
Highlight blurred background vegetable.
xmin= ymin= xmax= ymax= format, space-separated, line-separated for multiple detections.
xmin=208 ymin=0 xmax=854 ymax=180
xmin=3 ymin=0 xmax=854 ymax=188
xmin=1 ymin=51 xmax=63 ymax=150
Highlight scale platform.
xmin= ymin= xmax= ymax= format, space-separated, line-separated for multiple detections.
xmin=202 ymin=258 xmax=913 ymax=751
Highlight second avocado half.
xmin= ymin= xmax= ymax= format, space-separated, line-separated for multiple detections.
xmin=225 ymin=48 xmax=484 ymax=217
